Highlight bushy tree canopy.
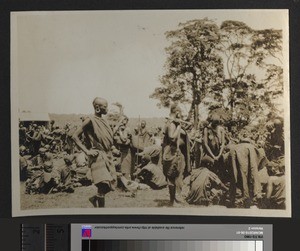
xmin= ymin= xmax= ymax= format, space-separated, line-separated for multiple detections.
xmin=151 ymin=18 xmax=283 ymax=131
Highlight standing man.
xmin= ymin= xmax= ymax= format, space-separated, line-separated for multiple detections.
xmin=202 ymin=116 xmax=226 ymax=180
xmin=72 ymin=97 xmax=116 ymax=208
xmin=113 ymin=116 xmax=133 ymax=179
xmin=265 ymin=117 xmax=284 ymax=161
xmin=162 ymin=104 xmax=191 ymax=206
xmin=27 ymin=124 xmax=43 ymax=156
xmin=138 ymin=120 xmax=151 ymax=148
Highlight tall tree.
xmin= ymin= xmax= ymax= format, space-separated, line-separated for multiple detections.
xmin=150 ymin=18 xmax=224 ymax=126
xmin=218 ymin=20 xmax=283 ymax=130
xmin=152 ymin=19 xmax=283 ymax=132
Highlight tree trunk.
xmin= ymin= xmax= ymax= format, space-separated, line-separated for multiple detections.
xmin=194 ymin=103 xmax=199 ymax=129
xmin=192 ymin=87 xmax=200 ymax=129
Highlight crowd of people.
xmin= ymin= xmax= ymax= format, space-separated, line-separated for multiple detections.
xmin=19 ymin=97 xmax=285 ymax=210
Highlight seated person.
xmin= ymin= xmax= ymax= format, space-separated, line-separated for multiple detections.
xmin=73 ymin=151 xmax=92 ymax=186
xmin=40 ymin=160 xmax=58 ymax=194
xmin=52 ymin=155 xmax=76 ymax=193
xmin=30 ymin=147 xmax=53 ymax=169
xmin=19 ymin=145 xmax=29 ymax=181
xmin=186 ymin=156 xmax=228 ymax=206
xmin=25 ymin=160 xmax=56 ymax=194
xmin=134 ymin=145 xmax=167 ymax=190
xmin=25 ymin=148 xmax=55 ymax=194
xmin=261 ymin=160 xmax=285 ymax=209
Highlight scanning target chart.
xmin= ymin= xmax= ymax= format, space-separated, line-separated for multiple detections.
xmin=71 ymin=224 xmax=271 ymax=251
xmin=81 ymin=240 xmax=263 ymax=251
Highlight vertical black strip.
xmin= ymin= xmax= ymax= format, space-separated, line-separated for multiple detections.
xmin=0 ymin=8 xmax=11 ymax=218
xmin=82 ymin=240 xmax=90 ymax=251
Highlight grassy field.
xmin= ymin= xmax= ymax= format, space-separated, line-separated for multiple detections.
xmin=20 ymin=179 xmax=195 ymax=210
xmin=20 ymin=114 xmax=270 ymax=213
xmin=21 ymin=114 xmax=171 ymax=210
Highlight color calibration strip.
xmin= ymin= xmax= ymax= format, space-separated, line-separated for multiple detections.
xmin=82 ymin=240 xmax=263 ymax=251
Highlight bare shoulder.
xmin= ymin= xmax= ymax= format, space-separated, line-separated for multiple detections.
xmin=81 ymin=117 xmax=92 ymax=128
xmin=73 ymin=117 xmax=92 ymax=136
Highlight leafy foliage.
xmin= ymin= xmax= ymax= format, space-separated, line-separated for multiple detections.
xmin=219 ymin=21 xmax=283 ymax=129
xmin=150 ymin=19 xmax=224 ymax=125
xmin=150 ymin=18 xmax=284 ymax=131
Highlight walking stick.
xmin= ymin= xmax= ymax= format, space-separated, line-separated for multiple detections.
xmin=136 ymin=115 xmax=140 ymax=166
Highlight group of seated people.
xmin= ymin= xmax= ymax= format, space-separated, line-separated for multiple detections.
xmin=19 ymin=114 xmax=285 ymax=210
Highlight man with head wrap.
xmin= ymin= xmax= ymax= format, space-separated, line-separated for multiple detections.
xmin=72 ymin=97 xmax=116 ymax=207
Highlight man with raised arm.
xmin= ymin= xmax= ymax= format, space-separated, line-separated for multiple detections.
xmin=72 ymin=97 xmax=116 ymax=207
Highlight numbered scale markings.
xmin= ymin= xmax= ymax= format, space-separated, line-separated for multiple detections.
xmin=21 ymin=224 xmax=69 ymax=251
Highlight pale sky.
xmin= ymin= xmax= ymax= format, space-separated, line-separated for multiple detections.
xmin=12 ymin=10 xmax=288 ymax=117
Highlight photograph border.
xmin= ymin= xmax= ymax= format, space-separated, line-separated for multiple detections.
xmin=10 ymin=9 xmax=291 ymax=218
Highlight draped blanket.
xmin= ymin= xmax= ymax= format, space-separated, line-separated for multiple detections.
xmin=186 ymin=167 xmax=223 ymax=205
xmin=227 ymin=143 xmax=267 ymax=204
xmin=87 ymin=116 xmax=116 ymax=188
xmin=89 ymin=115 xmax=114 ymax=152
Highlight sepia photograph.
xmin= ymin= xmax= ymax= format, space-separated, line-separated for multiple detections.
xmin=11 ymin=10 xmax=290 ymax=217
